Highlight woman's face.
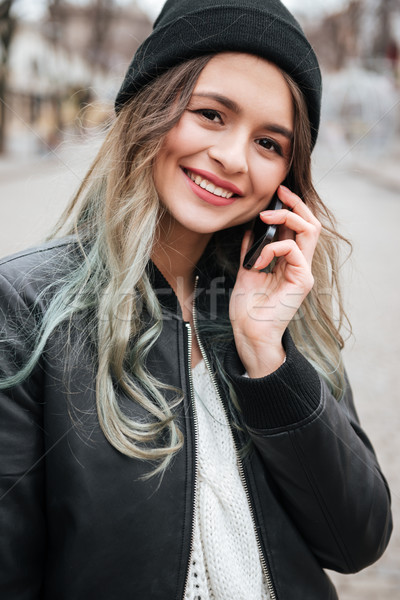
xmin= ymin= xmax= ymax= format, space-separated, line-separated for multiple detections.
xmin=153 ymin=52 xmax=294 ymax=236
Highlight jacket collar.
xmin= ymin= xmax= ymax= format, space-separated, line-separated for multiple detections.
xmin=146 ymin=259 xmax=181 ymax=316
xmin=146 ymin=238 xmax=235 ymax=321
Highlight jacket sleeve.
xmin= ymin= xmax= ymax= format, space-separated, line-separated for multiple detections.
xmin=0 ymin=273 xmax=46 ymax=599
xmin=225 ymin=330 xmax=392 ymax=574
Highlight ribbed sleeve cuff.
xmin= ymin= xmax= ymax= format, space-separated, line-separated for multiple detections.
xmin=224 ymin=330 xmax=321 ymax=430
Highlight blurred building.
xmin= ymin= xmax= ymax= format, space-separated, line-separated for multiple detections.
xmin=4 ymin=1 xmax=152 ymax=154
xmin=360 ymin=0 xmax=400 ymax=74
xmin=302 ymin=1 xmax=362 ymax=71
xmin=305 ymin=0 xmax=400 ymax=159
xmin=305 ymin=0 xmax=400 ymax=75
xmin=44 ymin=1 xmax=152 ymax=76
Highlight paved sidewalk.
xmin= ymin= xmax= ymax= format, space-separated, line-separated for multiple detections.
xmin=314 ymin=138 xmax=400 ymax=193
xmin=352 ymin=143 xmax=400 ymax=193
xmin=0 ymin=140 xmax=100 ymax=258
xmin=315 ymin=164 xmax=400 ymax=600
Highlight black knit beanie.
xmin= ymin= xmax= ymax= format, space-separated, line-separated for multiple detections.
xmin=115 ymin=0 xmax=322 ymax=148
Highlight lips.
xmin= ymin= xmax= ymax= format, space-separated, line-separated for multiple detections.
xmin=184 ymin=169 xmax=234 ymax=198
xmin=181 ymin=168 xmax=240 ymax=206
xmin=182 ymin=166 xmax=243 ymax=197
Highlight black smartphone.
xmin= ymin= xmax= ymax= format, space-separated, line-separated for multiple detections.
xmin=243 ymin=193 xmax=283 ymax=270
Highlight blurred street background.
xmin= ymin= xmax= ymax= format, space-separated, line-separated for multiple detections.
xmin=0 ymin=1 xmax=399 ymax=598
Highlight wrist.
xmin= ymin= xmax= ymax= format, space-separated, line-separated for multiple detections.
xmin=241 ymin=344 xmax=286 ymax=378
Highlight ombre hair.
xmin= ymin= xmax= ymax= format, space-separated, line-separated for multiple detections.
xmin=0 ymin=54 xmax=350 ymax=475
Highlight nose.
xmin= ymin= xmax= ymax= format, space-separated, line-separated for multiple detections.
xmin=207 ymin=129 xmax=249 ymax=174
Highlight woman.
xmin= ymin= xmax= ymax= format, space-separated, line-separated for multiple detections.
xmin=0 ymin=0 xmax=392 ymax=598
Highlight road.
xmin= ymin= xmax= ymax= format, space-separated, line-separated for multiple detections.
xmin=0 ymin=141 xmax=399 ymax=599
xmin=313 ymin=153 xmax=400 ymax=599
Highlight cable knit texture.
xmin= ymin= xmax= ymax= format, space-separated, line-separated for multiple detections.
xmin=184 ymin=360 xmax=270 ymax=600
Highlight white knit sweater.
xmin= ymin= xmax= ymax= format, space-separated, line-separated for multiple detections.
xmin=184 ymin=359 xmax=270 ymax=600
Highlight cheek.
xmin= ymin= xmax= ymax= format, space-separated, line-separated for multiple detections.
xmin=250 ymin=157 xmax=288 ymax=198
xmin=250 ymin=170 xmax=276 ymax=201
xmin=164 ymin=117 xmax=210 ymax=158
xmin=246 ymin=196 xmax=273 ymax=219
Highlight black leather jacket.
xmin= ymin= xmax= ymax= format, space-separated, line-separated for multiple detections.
xmin=0 ymin=239 xmax=392 ymax=600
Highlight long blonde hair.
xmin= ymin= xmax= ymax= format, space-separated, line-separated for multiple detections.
xmin=281 ymin=71 xmax=350 ymax=396
xmin=3 ymin=55 xmax=350 ymax=475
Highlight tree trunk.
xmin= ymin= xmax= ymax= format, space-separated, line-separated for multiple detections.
xmin=0 ymin=0 xmax=16 ymax=154
xmin=373 ymin=0 xmax=392 ymax=57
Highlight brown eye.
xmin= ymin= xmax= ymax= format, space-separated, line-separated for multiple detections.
xmin=256 ymin=138 xmax=282 ymax=156
xmin=195 ymin=109 xmax=222 ymax=123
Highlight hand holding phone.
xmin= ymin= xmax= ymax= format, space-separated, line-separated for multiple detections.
xmin=242 ymin=193 xmax=283 ymax=270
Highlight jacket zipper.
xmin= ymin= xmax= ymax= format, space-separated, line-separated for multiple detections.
xmin=181 ymin=319 xmax=199 ymax=600
xmin=190 ymin=275 xmax=277 ymax=600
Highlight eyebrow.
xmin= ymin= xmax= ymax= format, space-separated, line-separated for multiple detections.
xmin=192 ymin=92 xmax=294 ymax=141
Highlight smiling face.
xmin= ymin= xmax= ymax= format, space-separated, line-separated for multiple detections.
xmin=153 ymin=52 xmax=294 ymax=238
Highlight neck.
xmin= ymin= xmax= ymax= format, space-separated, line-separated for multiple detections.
xmin=152 ymin=214 xmax=212 ymax=286
xmin=151 ymin=213 xmax=212 ymax=320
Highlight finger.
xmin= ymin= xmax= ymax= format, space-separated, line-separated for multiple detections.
xmin=259 ymin=208 xmax=316 ymax=234
xmin=254 ymin=239 xmax=310 ymax=274
xmin=259 ymin=209 xmax=320 ymax=264
xmin=277 ymin=185 xmax=321 ymax=229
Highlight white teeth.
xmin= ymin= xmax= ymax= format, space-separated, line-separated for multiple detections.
xmin=185 ymin=169 xmax=235 ymax=199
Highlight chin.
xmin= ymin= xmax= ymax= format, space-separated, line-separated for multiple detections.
xmin=182 ymin=218 xmax=222 ymax=235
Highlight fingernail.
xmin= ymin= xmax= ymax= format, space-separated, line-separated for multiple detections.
xmin=254 ymin=256 xmax=263 ymax=269
xmin=279 ymin=184 xmax=290 ymax=192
